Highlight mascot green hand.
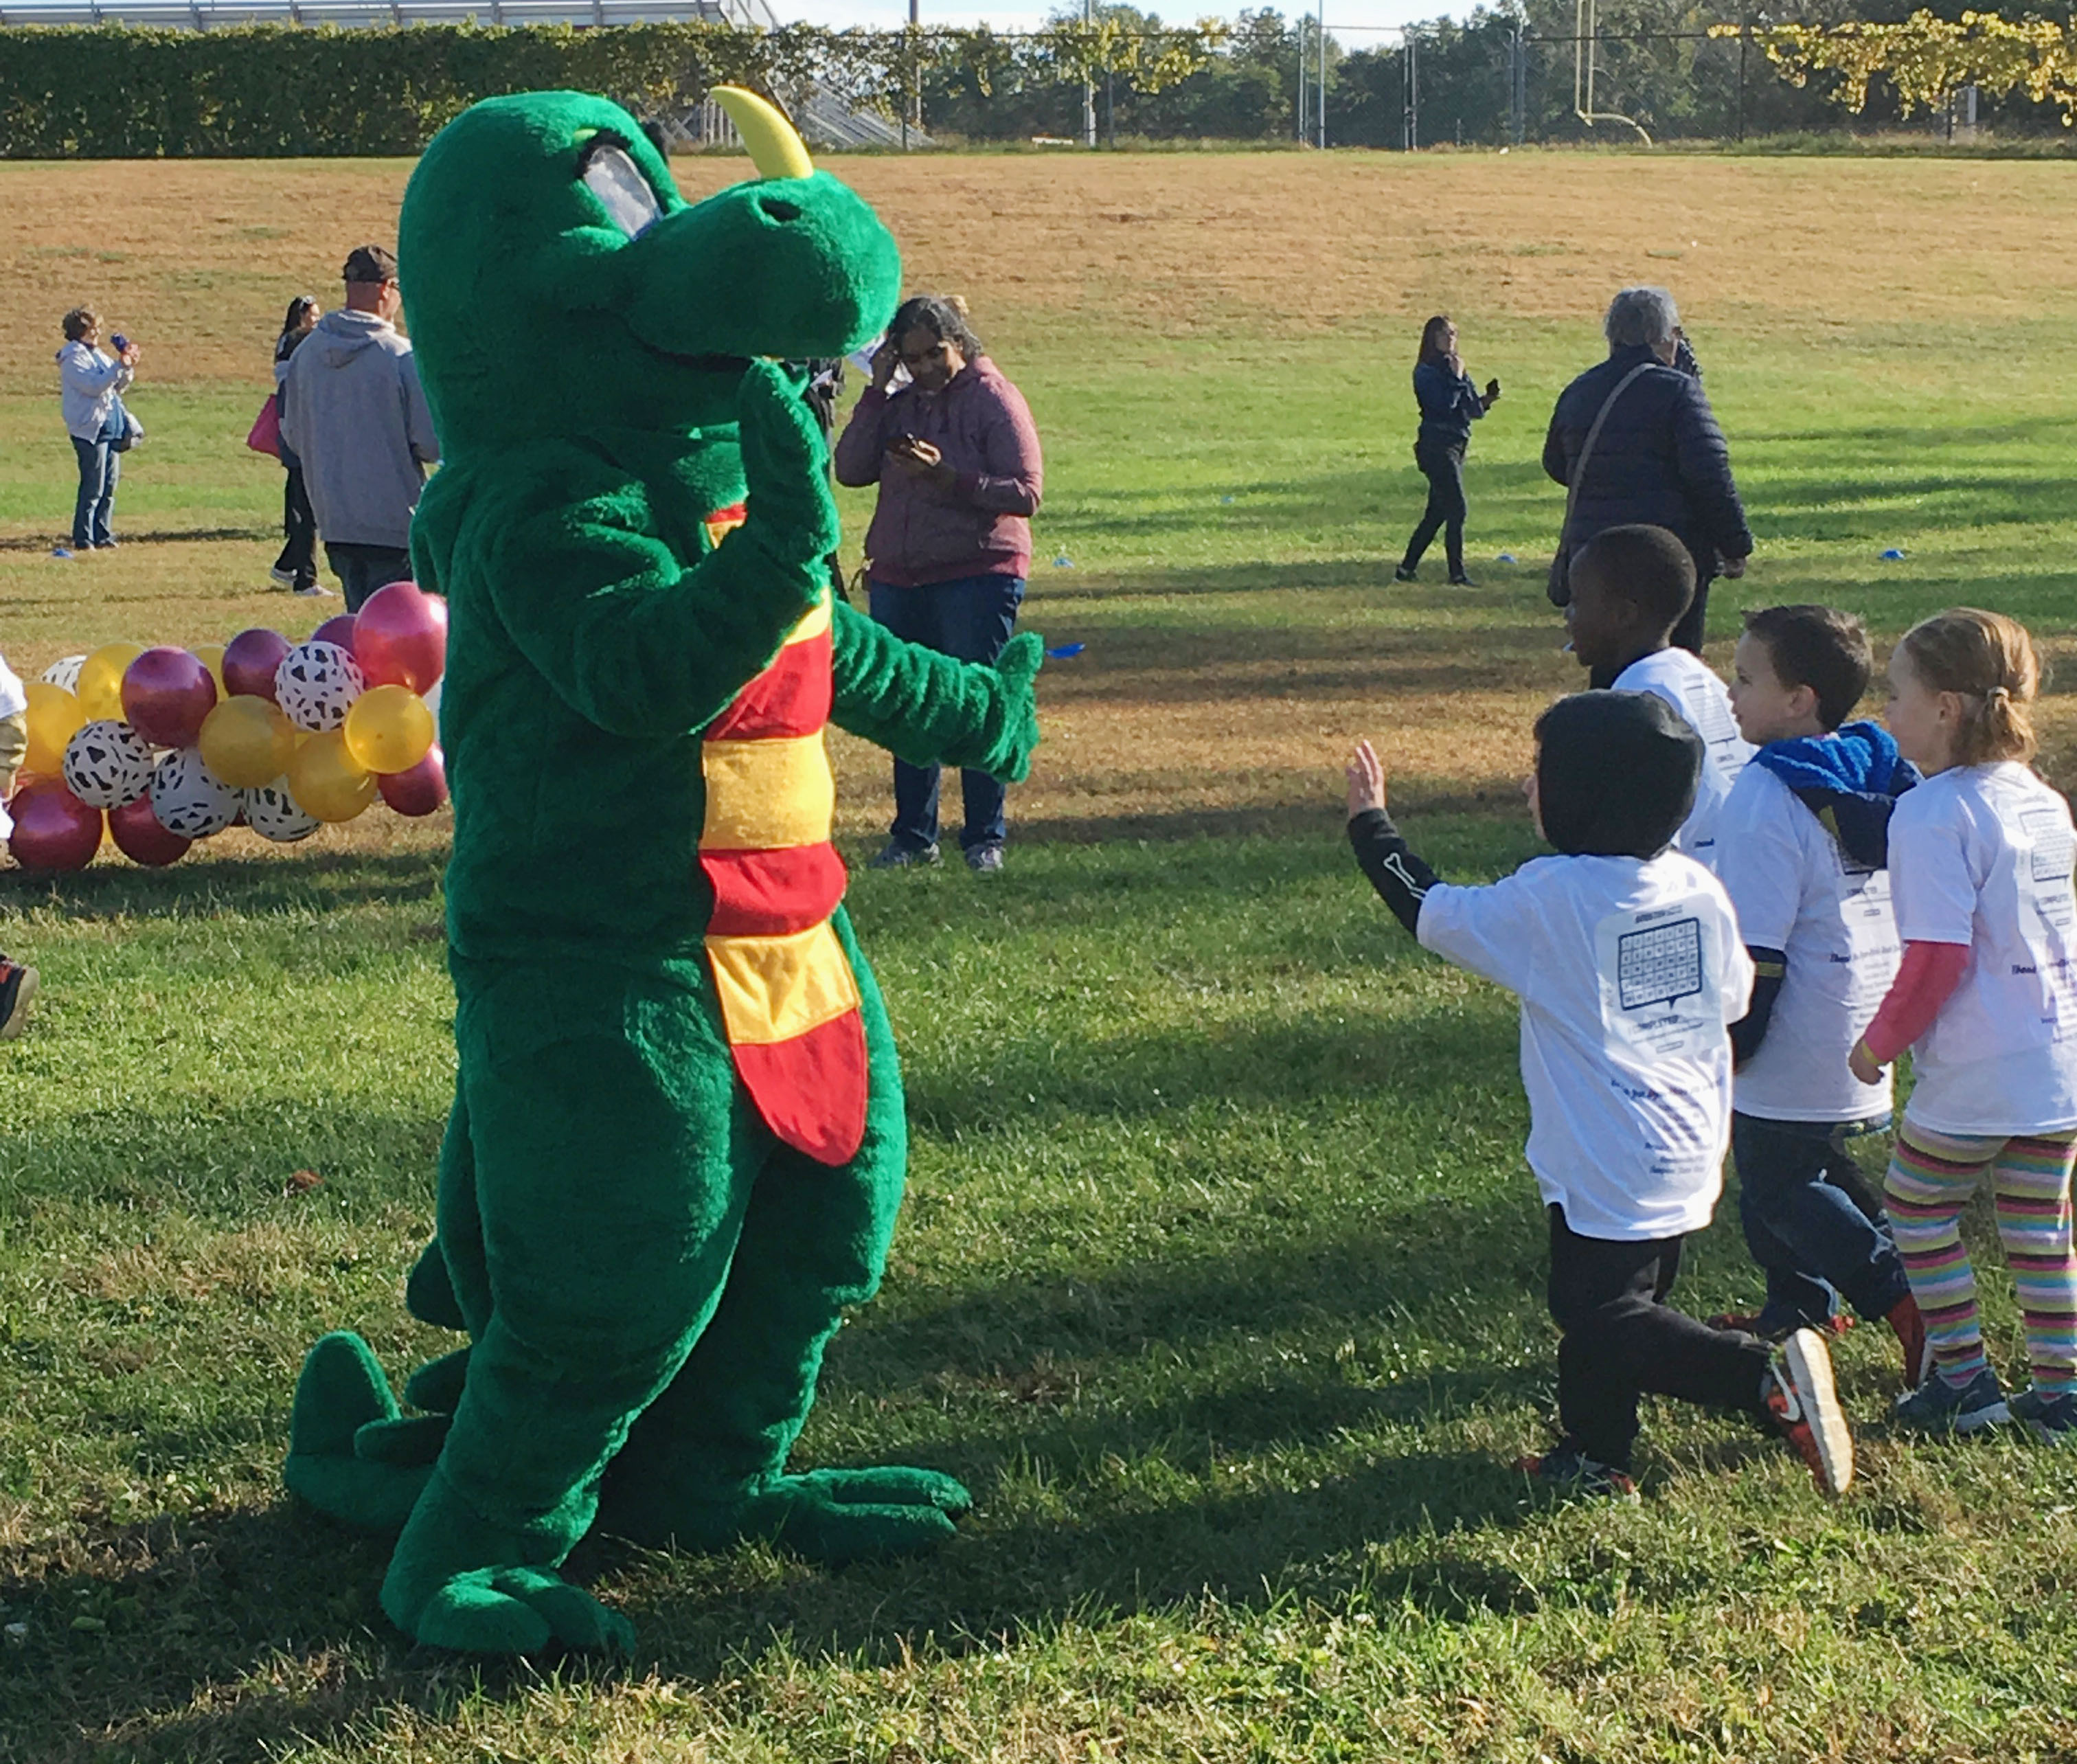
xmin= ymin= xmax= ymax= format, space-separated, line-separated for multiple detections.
xmin=280 ymin=88 xmax=1042 ymax=1656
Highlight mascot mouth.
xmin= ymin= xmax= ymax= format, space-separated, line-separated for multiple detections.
xmin=636 ymin=339 xmax=756 ymax=376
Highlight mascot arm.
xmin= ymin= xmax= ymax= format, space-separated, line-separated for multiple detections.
xmin=828 ymin=598 xmax=1042 ymax=782
xmin=488 ymin=493 xmax=821 ymax=740
xmin=484 ymin=365 xmax=837 ymax=740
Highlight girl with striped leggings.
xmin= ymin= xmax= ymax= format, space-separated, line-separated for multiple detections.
xmin=1850 ymin=609 xmax=2077 ymax=1442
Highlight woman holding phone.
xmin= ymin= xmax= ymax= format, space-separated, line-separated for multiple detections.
xmin=833 ymin=293 xmax=1044 ymax=875
xmin=1396 ymin=314 xmax=1499 ymax=587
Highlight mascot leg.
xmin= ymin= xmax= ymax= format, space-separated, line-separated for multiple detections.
xmin=379 ymin=966 xmax=761 ymax=1654
xmin=284 ymin=1099 xmax=481 ymax=1528
xmin=597 ymin=934 xmax=971 ymax=1561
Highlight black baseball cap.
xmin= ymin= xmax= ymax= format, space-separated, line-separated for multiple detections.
xmin=342 ymin=244 xmax=398 ymax=286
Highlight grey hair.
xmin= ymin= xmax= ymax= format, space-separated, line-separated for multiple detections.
xmin=1604 ymin=286 xmax=1680 ymax=349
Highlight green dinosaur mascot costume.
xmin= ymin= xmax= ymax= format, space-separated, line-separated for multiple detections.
xmin=281 ymin=89 xmax=1042 ymax=1655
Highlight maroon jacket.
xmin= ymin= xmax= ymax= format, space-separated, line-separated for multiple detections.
xmin=832 ymin=356 xmax=1043 ymax=587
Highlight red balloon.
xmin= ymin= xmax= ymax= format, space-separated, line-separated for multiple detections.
xmin=223 ymin=628 xmax=293 ymax=701
xmin=8 ymin=778 xmax=102 ymax=871
xmin=109 ymin=793 xmax=192 ymax=866
xmin=121 ymin=646 xmax=218 ymax=749
xmin=377 ymin=743 xmax=447 ymax=817
xmin=354 ymin=580 xmax=447 ymax=693
xmin=312 ymin=613 xmax=359 ymax=655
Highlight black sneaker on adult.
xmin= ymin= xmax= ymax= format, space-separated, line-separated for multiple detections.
xmin=965 ymin=842 xmax=1004 ymax=876
xmin=1392 ymin=565 xmax=1418 ymax=583
xmin=867 ymin=840 xmax=939 ymax=870
xmin=1761 ymin=1327 xmax=1854 ymax=1495
xmin=0 ymin=960 xmax=40 ymax=1041
xmin=1516 ymin=1438 xmax=1639 ymax=1503
xmin=1449 ymin=572 xmax=1477 ymax=587
xmin=269 ymin=565 xmax=297 ymax=587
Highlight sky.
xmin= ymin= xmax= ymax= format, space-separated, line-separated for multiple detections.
xmin=771 ymin=0 xmax=1440 ymax=43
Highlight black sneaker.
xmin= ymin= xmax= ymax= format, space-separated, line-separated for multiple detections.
xmin=1393 ymin=564 xmax=1418 ymax=583
xmin=2007 ymin=1387 xmax=2075 ymax=1447
xmin=965 ymin=842 xmax=1004 ymax=876
xmin=0 ymin=960 xmax=40 ymax=1041
xmin=867 ymin=840 xmax=939 ymax=870
xmin=1517 ymin=1438 xmax=1639 ymax=1503
xmin=1449 ymin=572 xmax=1477 ymax=587
xmin=1894 ymin=1364 xmax=2010 ymax=1436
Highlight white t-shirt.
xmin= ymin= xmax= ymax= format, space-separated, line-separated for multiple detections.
xmin=1889 ymin=762 xmax=2077 ymax=1135
xmin=0 ymin=653 xmax=23 ymax=844
xmin=1612 ymin=648 xmax=1755 ymax=870
xmin=1418 ymin=849 xmax=1753 ymax=1241
xmin=1715 ymin=760 xmax=1902 ymax=1122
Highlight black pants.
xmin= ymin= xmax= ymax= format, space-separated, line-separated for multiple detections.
xmin=1400 ymin=442 xmax=1467 ymax=577
xmin=275 ymin=465 xmax=317 ymax=590
xmin=1547 ymin=1204 xmax=1771 ymax=1470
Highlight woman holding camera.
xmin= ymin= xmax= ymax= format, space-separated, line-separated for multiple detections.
xmin=56 ymin=306 xmax=139 ymax=552
xmin=1396 ymin=314 xmax=1499 ymax=588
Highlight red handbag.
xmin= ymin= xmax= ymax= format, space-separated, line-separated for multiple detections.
xmin=245 ymin=392 xmax=282 ymax=456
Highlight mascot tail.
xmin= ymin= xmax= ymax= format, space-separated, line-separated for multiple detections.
xmin=283 ymin=1331 xmax=455 ymax=1535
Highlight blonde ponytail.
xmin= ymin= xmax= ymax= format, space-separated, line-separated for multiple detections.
xmin=1897 ymin=609 xmax=2041 ymax=766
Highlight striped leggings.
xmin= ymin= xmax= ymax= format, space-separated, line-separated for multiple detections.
xmin=1884 ymin=1121 xmax=2077 ymax=1393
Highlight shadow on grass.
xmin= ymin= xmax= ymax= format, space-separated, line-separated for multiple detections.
xmin=0 ymin=525 xmax=274 ymax=552
xmin=2 ymin=847 xmax=446 ymax=923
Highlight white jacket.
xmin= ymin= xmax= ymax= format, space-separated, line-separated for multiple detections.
xmin=58 ymin=341 xmax=133 ymax=441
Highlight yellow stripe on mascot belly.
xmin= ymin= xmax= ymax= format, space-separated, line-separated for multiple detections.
xmin=281 ymin=87 xmax=1044 ymax=1658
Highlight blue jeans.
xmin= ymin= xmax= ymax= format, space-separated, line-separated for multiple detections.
xmin=326 ymin=542 xmax=413 ymax=612
xmin=1731 ymin=1111 xmax=1911 ymax=1331
xmin=70 ymin=431 xmax=120 ymax=547
xmin=867 ymin=573 xmax=1025 ymax=852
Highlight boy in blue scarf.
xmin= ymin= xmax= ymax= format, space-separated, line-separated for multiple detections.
xmin=1716 ymin=604 xmax=1929 ymax=1388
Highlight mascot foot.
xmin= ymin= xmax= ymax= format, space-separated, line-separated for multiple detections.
xmin=383 ymin=1473 xmax=632 ymax=1655
xmin=284 ymin=1332 xmax=436 ymax=1534
xmin=410 ymin=1566 xmax=634 ymax=1656
xmin=600 ymin=1465 xmax=971 ymax=1563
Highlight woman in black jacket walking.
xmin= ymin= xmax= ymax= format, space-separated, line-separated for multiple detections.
xmin=1396 ymin=315 xmax=1499 ymax=587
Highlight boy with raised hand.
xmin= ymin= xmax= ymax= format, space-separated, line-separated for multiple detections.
xmin=1565 ymin=523 xmax=1753 ymax=871
xmin=1716 ymin=605 xmax=1927 ymax=1384
xmin=1343 ymin=692 xmax=1852 ymax=1500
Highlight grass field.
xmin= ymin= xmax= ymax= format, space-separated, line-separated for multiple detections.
xmin=4 ymin=148 xmax=2077 ymax=1762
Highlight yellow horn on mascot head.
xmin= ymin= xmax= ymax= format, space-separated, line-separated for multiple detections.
xmin=711 ymin=86 xmax=815 ymax=181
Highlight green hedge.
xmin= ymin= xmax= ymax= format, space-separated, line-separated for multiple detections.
xmin=0 ymin=22 xmax=786 ymax=157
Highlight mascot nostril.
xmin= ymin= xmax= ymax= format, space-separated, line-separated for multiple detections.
xmin=280 ymin=87 xmax=1048 ymax=1658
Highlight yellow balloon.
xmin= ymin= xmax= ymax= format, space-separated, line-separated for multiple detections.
xmin=77 ymin=642 xmax=142 ymax=722
xmin=192 ymin=644 xmax=227 ymax=699
xmin=198 ymin=696 xmax=298 ymax=789
xmin=23 ymin=681 xmax=87 ymax=776
xmin=343 ymin=684 xmax=435 ymax=776
xmin=287 ymin=729 xmax=377 ymax=823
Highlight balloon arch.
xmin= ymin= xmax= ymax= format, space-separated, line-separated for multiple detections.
xmin=10 ymin=581 xmax=449 ymax=872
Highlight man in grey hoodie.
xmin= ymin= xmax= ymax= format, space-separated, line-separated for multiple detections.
xmin=280 ymin=245 xmax=442 ymax=609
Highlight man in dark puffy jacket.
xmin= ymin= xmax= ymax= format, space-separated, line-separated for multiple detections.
xmin=1545 ymin=286 xmax=1752 ymax=666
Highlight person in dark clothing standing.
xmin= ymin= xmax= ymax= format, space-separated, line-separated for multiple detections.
xmin=1396 ymin=315 xmax=1499 ymax=587
xmin=270 ymin=295 xmax=325 ymax=596
xmin=1544 ymin=287 xmax=1751 ymax=657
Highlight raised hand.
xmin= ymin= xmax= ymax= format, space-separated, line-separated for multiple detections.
xmin=1345 ymin=739 xmax=1387 ymax=819
xmin=737 ymin=357 xmax=839 ymax=569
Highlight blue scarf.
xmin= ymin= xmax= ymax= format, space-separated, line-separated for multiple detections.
xmin=1751 ymin=721 xmax=1918 ymax=869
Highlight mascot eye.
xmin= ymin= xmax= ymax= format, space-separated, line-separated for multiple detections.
xmin=581 ymin=145 xmax=662 ymax=240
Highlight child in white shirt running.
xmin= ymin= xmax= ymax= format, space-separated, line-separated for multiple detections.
xmin=1852 ymin=609 xmax=2077 ymax=1444
xmin=1564 ymin=523 xmax=1753 ymax=869
xmin=1715 ymin=604 xmax=1927 ymax=1386
xmin=1345 ymin=689 xmax=1852 ymax=1499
